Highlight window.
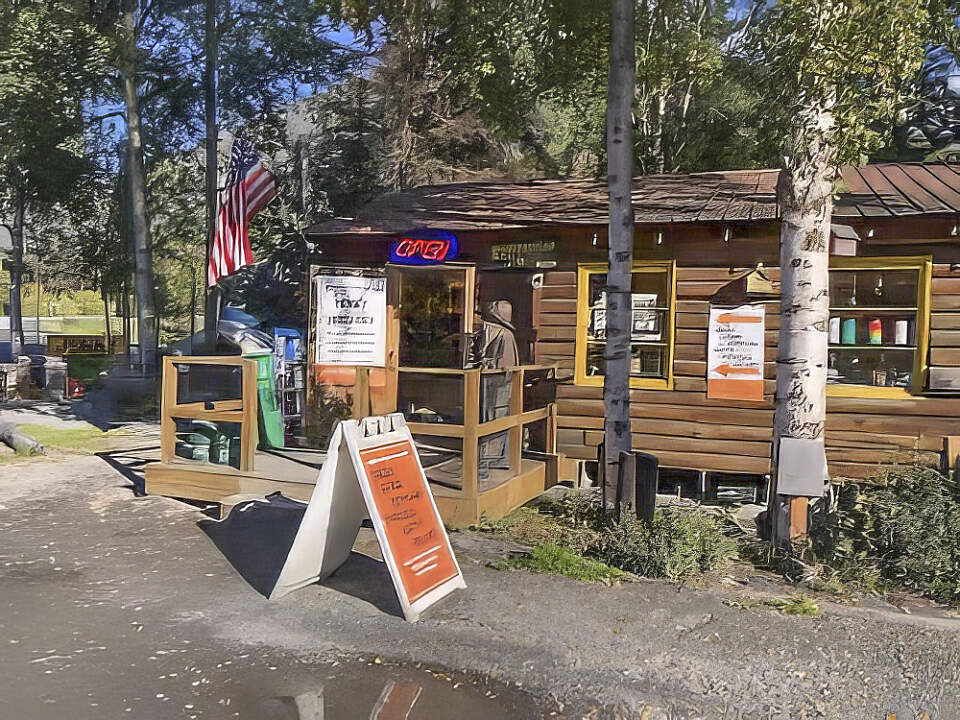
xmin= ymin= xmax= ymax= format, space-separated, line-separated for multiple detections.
xmin=827 ymin=256 xmax=932 ymax=398
xmin=575 ymin=261 xmax=676 ymax=389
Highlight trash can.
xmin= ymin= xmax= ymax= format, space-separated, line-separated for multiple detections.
xmin=242 ymin=349 xmax=284 ymax=449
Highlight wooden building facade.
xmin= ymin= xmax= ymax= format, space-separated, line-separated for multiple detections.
xmin=307 ymin=163 xmax=960 ymax=486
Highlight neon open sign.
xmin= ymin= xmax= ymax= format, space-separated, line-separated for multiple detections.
xmin=389 ymin=232 xmax=459 ymax=265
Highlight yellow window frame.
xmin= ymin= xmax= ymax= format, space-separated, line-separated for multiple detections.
xmin=575 ymin=261 xmax=677 ymax=390
xmin=826 ymin=255 xmax=932 ymax=399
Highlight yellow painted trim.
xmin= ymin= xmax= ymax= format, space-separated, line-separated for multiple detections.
xmin=828 ymin=255 xmax=932 ymax=398
xmin=574 ymin=260 xmax=676 ymax=390
xmin=826 ymin=384 xmax=912 ymax=399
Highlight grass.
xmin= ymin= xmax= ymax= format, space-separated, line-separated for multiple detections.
xmin=726 ymin=594 xmax=821 ymax=617
xmin=16 ymin=423 xmax=118 ymax=454
xmin=492 ymin=542 xmax=628 ymax=585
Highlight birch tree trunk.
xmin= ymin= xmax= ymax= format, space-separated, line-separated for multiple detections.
xmin=603 ymin=0 xmax=636 ymax=515
xmin=8 ymin=184 xmax=25 ymax=358
xmin=119 ymin=0 xmax=158 ymax=375
xmin=771 ymin=110 xmax=834 ymax=545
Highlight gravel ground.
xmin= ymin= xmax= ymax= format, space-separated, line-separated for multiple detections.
xmin=1 ymin=412 xmax=959 ymax=719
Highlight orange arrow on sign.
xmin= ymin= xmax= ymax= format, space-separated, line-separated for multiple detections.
xmin=712 ymin=364 xmax=760 ymax=376
xmin=716 ymin=313 xmax=763 ymax=324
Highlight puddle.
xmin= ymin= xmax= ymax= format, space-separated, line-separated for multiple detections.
xmin=258 ymin=659 xmax=544 ymax=719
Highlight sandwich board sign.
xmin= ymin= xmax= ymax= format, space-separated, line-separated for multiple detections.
xmin=707 ymin=304 xmax=765 ymax=401
xmin=201 ymin=414 xmax=465 ymax=622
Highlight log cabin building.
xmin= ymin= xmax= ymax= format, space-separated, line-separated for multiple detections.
xmin=304 ymin=162 xmax=960 ymax=509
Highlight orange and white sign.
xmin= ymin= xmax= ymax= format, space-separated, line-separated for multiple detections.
xmin=268 ymin=414 xmax=464 ymax=621
xmin=358 ymin=438 xmax=459 ymax=605
xmin=707 ymin=304 xmax=765 ymax=401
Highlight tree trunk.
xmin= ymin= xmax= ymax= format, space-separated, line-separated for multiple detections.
xmin=101 ymin=281 xmax=112 ymax=353
xmin=771 ymin=132 xmax=834 ymax=546
xmin=119 ymin=0 xmax=157 ymax=375
xmin=203 ymin=0 xmax=220 ymax=351
xmin=8 ymin=184 xmax=25 ymax=358
xmin=603 ymin=0 xmax=636 ymax=516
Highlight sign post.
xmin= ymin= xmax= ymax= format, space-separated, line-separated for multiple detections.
xmin=707 ymin=304 xmax=765 ymax=401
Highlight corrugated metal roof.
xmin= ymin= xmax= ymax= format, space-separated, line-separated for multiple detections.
xmin=306 ymin=162 xmax=960 ymax=237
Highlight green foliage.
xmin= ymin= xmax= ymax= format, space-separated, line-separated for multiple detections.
xmin=745 ymin=0 xmax=935 ymax=169
xmin=492 ymin=542 xmax=628 ymax=585
xmin=726 ymin=594 xmax=821 ymax=617
xmin=590 ymin=509 xmax=737 ymax=582
xmin=493 ymin=491 xmax=736 ymax=583
xmin=810 ymin=467 xmax=960 ymax=606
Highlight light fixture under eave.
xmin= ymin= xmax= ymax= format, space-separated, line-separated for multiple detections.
xmin=656 ymin=230 xmax=663 ymax=245
xmin=866 ymin=227 xmax=875 ymax=238
xmin=951 ymin=224 xmax=959 ymax=237
xmin=722 ymin=226 xmax=732 ymax=243
xmin=591 ymin=232 xmax=598 ymax=246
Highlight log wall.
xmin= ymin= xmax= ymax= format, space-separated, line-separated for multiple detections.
xmin=538 ymin=262 xmax=960 ymax=479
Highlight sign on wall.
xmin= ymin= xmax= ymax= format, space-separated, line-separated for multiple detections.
xmin=707 ymin=304 xmax=765 ymax=401
xmin=389 ymin=232 xmax=459 ymax=265
xmin=315 ymin=274 xmax=386 ymax=366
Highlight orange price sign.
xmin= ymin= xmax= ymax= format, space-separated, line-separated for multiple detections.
xmin=358 ymin=439 xmax=459 ymax=604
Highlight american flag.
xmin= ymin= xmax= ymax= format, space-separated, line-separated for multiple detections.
xmin=207 ymin=135 xmax=277 ymax=286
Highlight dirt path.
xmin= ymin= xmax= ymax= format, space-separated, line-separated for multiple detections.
xmin=0 ymin=445 xmax=958 ymax=719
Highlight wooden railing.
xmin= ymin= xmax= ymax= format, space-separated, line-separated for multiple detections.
xmin=398 ymin=365 xmax=556 ymax=500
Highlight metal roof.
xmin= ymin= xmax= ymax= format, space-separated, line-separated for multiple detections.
xmin=306 ymin=163 xmax=960 ymax=237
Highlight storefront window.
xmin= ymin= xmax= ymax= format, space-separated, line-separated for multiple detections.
xmin=397 ymin=267 xmax=471 ymax=368
xmin=575 ymin=261 xmax=676 ymax=389
xmin=827 ymin=257 xmax=931 ymax=397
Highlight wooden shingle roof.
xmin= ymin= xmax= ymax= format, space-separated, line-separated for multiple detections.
xmin=306 ymin=163 xmax=960 ymax=237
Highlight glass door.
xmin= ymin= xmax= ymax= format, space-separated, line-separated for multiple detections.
xmin=390 ymin=264 xmax=475 ymax=369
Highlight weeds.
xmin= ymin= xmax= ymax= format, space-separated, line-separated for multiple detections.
xmin=725 ymin=594 xmax=821 ymax=617
xmin=810 ymin=466 xmax=960 ymax=606
xmin=492 ymin=542 xmax=627 ymax=585
xmin=590 ymin=511 xmax=736 ymax=582
xmin=489 ymin=491 xmax=736 ymax=583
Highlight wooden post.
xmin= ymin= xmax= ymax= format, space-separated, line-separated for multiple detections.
xmin=462 ymin=370 xmax=481 ymax=505
xmin=789 ymin=497 xmax=808 ymax=539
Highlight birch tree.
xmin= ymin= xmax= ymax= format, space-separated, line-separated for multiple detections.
xmin=746 ymin=0 xmax=934 ymax=545
xmin=603 ymin=0 xmax=636 ymax=514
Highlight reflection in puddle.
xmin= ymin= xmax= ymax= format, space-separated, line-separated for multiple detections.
xmin=259 ymin=661 xmax=541 ymax=719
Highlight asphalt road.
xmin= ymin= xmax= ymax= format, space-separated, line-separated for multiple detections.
xmin=1 ymin=446 xmax=959 ymax=719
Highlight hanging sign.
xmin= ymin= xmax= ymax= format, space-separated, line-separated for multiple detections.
xmin=707 ymin=304 xmax=765 ymax=401
xmin=315 ymin=274 xmax=386 ymax=366
xmin=389 ymin=232 xmax=459 ymax=265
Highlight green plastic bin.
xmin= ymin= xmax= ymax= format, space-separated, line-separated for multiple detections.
xmin=242 ymin=349 xmax=285 ymax=449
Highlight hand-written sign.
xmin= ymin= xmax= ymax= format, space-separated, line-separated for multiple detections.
xmin=315 ymin=274 xmax=386 ymax=366
xmin=707 ymin=304 xmax=765 ymax=401
xmin=358 ymin=438 xmax=459 ymax=604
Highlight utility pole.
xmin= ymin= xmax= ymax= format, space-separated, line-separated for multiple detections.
xmin=603 ymin=0 xmax=636 ymax=516
xmin=202 ymin=0 xmax=220 ymax=352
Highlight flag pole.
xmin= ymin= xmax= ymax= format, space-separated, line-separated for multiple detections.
xmin=202 ymin=0 xmax=220 ymax=353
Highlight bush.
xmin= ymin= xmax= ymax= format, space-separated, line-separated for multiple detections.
xmin=810 ymin=466 xmax=960 ymax=605
xmin=590 ymin=508 xmax=737 ymax=582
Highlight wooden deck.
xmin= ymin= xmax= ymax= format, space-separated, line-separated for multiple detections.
xmin=145 ymin=448 xmax=326 ymax=505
